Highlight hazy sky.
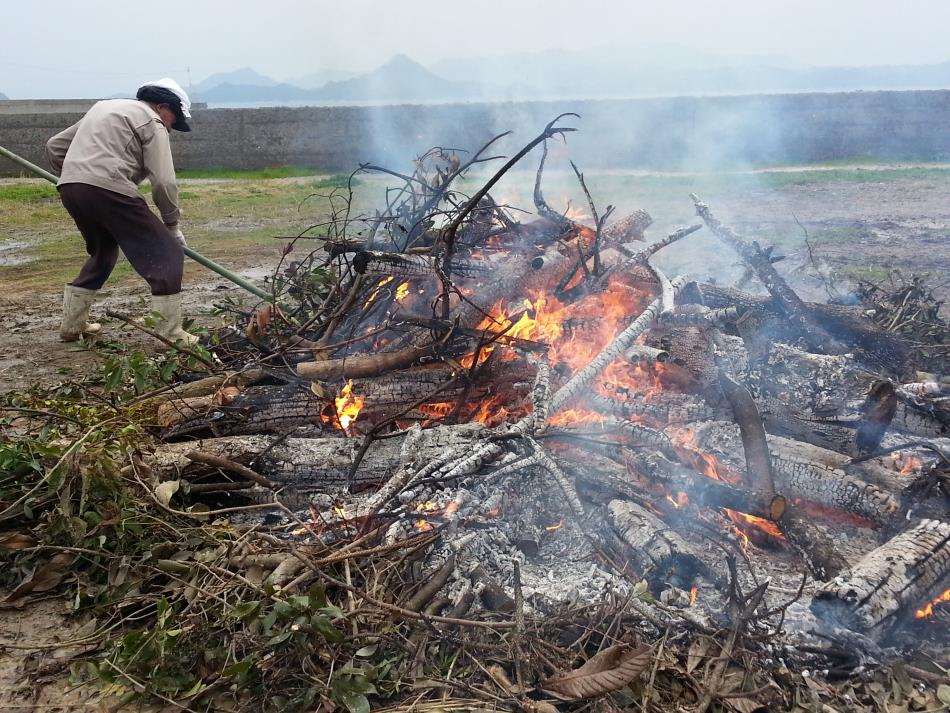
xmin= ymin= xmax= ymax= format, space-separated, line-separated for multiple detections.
xmin=3 ymin=0 xmax=950 ymax=98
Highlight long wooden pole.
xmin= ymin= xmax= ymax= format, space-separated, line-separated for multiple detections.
xmin=0 ymin=144 xmax=275 ymax=303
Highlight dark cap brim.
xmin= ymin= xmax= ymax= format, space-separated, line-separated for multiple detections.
xmin=172 ymin=113 xmax=191 ymax=132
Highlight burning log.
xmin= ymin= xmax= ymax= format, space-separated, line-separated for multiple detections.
xmin=688 ymin=422 xmax=900 ymax=525
xmin=699 ymin=283 xmax=915 ymax=377
xmin=161 ymin=383 xmax=329 ymax=437
xmin=629 ymin=452 xmax=782 ymax=521
xmin=549 ymin=276 xmax=686 ymax=413
xmin=716 ymin=369 xmax=848 ymax=580
xmin=296 ymin=340 xmax=446 ymax=381
xmin=603 ymin=209 xmax=652 ymax=245
xmin=811 ymin=519 xmax=950 ymax=636
xmin=146 ymin=423 xmax=486 ymax=491
xmin=607 ymin=499 xmax=708 ymax=591
xmin=352 ymin=251 xmax=490 ymax=279
xmin=160 ymin=364 xmax=534 ymax=436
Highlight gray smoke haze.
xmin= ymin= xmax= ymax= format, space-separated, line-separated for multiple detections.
xmin=4 ymin=0 xmax=950 ymax=99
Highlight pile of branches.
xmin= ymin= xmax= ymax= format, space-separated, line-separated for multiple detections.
xmin=2 ymin=117 xmax=950 ymax=713
xmin=856 ymin=271 xmax=950 ymax=374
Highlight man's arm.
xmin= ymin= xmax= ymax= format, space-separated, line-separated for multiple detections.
xmin=45 ymin=121 xmax=80 ymax=175
xmin=140 ymin=121 xmax=181 ymax=226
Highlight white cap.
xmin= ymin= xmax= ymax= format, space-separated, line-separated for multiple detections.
xmin=140 ymin=77 xmax=191 ymax=118
xmin=137 ymin=77 xmax=193 ymax=131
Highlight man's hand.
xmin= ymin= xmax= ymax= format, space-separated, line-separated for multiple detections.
xmin=168 ymin=226 xmax=187 ymax=248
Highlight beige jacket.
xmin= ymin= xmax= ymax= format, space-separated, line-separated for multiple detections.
xmin=46 ymin=99 xmax=180 ymax=226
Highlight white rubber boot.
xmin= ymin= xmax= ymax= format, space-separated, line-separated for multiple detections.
xmin=60 ymin=285 xmax=102 ymax=342
xmin=151 ymin=293 xmax=199 ymax=346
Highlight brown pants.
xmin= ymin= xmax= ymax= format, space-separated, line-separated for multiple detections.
xmin=59 ymin=183 xmax=183 ymax=296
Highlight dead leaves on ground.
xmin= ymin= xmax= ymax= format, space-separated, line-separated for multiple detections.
xmin=541 ymin=644 xmax=653 ymax=701
xmin=2 ymin=553 xmax=75 ymax=608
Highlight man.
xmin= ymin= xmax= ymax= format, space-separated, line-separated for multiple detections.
xmin=46 ymin=77 xmax=198 ymax=345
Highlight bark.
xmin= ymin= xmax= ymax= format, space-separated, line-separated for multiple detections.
xmin=607 ymin=499 xmax=708 ymax=590
xmin=689 ymin=422 xmax=900 ymax=525
xmin=811 ymin=518 xmax=950 ymax=635
xmin=146 ymin=423 xmax=486 ymax=490
xmin=297 ymin=341 xmax=444 ymax=381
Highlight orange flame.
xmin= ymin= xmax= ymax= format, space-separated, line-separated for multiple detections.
xmin=415 ymin=519 xmax=433 ymax=532
xmin=723 ymin=508 xmax=785 ymax=549
xmin=363 ymin=276 xmax=394 ymax=307
xmin=914 ymin=587 xmax=950 ymax=619
xmin=666 ymin=492 xmax=689 ymax=509
xmin=335 ymin=379 xmax=365 ymax=433
xmin=689 ymin=586 xmax=698 ymax=606
xmin=890 ymin=451 xmax=924 ymax=475
xmin=395 ymin=281 xmax=410 ymax=301
xmin=545 ymin=517 xmax=564 ymax=532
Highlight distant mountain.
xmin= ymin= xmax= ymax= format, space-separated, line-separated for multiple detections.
xmin=0 ymin=90 xmax=7 ymax=100
xmin=198 ymin=55 xmax=474 ymax=104
xmin=311 ymin=54 xmax=474 ymax=101
xmin=199 ymin=82 xmax=313 ymax=102
xmin=293 ymin=68 xmax=357 ymax=89
xmin=189 ymin=50 xmax=950 ymax=107
xmin=191 ymin=68 xmax=279 ymax=95
xmin=431 ymin=44 xmax=950 ymax=98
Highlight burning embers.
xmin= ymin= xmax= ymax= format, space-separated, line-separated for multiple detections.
xmin=329 ymin=379 xmax=364 ymax=434
xmin=915 ymin=587 xmax=950 ymax=620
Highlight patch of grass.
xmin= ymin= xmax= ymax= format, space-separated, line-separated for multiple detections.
xmin=177 ymin=166 xmax=322 ymax=180
xmin=0 ymin=183 xmax=58 ymax=201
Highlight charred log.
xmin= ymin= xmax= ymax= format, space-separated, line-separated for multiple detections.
xmin=811 ymin=519 xmax=950 ymax=636
xmin=607 ymin=499 xmax=708 ymax=591
xmin=689 ymin=422 xmax=900 ymax=525
xmin=147 ymin=423 xmax=487 ymax=491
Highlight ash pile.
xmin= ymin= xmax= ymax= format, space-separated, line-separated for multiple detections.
xmin=140 ymin=117 xmax=950 ymax=705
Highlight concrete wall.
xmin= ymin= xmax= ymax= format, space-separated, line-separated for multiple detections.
xmin=2 ymin=90 xmax=950 ymax=177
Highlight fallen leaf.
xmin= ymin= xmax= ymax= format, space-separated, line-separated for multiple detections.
xmin=542 ymin=644 xmax=652 ymax=701
xmin=686 ymin=637 xmax=709 ymax=674
xmin=154 ymin=480 xmax=180 ymax=507
xmin=937 ymin=685 xmax=950 ymax=706
xmin=0 ymin=532 xmax=37 ymax=550
xmin=2 ymin=553 xmax=75 ymax=606
xmin=725 ymin=698 xmax=769 ymax=713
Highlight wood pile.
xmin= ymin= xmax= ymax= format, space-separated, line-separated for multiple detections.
xmin=142 ymin=117 xmax=950 ymax=657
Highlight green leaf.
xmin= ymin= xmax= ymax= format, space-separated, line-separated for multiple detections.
xmin=355 ymin=644 xmax=378 ymax=658
xmin=231 ymin=601 xmax=262 ymax=621
xmin=337 ymin=691 xmax=370 ymax=713
xmin=223 ymin=660 xmax=254 ymax=679
xmin=311 ymin=615 xmax=344 ymax=643
xmin=266 ymin=631 xmax=292 ymax=647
